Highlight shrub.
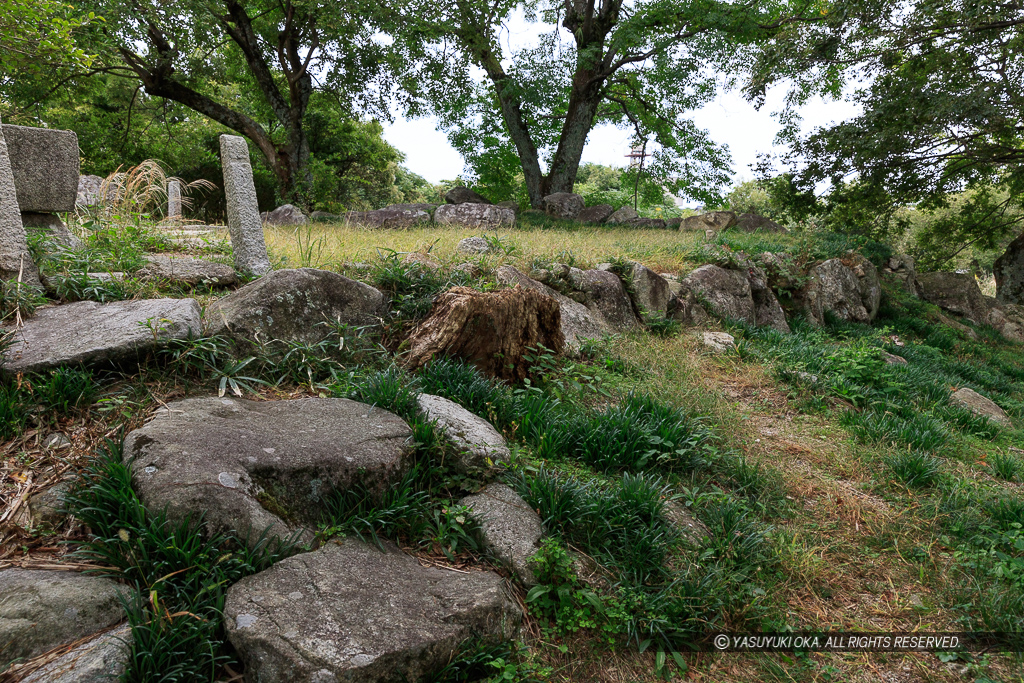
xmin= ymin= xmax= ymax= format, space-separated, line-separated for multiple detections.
xmin=886 ymin=451 xmax=942 ymax=488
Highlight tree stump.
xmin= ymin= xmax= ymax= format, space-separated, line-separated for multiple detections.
xmin=404 ymin=286 xmax=564 ymax=381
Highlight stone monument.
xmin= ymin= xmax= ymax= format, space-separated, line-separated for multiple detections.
xmin=219 ymin=135 xmax=270 ymax=276
xmin=0 ymin=117 xmax=42 ymax=290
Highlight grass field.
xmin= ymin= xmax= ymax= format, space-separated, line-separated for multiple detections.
xmin=2 ymin=216 xmax=1022 ymax=682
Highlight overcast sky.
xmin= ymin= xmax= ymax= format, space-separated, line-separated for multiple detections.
xmin=380 ymin=11 xmax=859 ymax=194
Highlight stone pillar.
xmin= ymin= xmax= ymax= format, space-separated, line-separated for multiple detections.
xmin=167 ymin=179 xmax=182 ymax=219
xmin=0 ymin=117 xmax=42 ymax=291
xmin=219 ymin=135 xmax=270 ymax=276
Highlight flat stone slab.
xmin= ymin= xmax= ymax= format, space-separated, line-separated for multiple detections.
xmin=1 ymin=298 xmax=202 ymax=374
xmin=951 ymin=388 xmax=1013 ymax=428
xmin=21 ymin=625 xmax=131 ymax=683
xmin=137 ymin=255 xmax=238 ymax=287
xmin=204 ymin=268 xmax=385 ymax=347
xmin=124 ymin=397 xmax=414 ymax=544
xmin=460 ymin=483 xmax=543 ymax=585
xmin=417 ymin=394 xmax=510 ymax=470
xmin=1 ymin=124 xmax=79 ymax=213
xmin=225 ymin=539 xmax=520 ymax=683
xmin=0 ymin=570 xmax=127 ymax=666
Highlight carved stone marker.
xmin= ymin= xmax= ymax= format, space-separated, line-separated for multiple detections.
xmin=0 ymin=117 xmax=42 ymax=290
xmin=219 ymin=135 xmax=270 ymax=276
xmin=167 ymin=179 xmax=182 ymax=219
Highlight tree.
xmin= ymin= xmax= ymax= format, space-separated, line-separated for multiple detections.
xmin=72 ymin=0 xmax=392 ymax=205
xmin=748 ymin=0 xmax=1024 ymax=265
xmin=0 ymin=0 xmax=96 ymax=75
xmin=396 ymin=0 xmax=809 ymax=208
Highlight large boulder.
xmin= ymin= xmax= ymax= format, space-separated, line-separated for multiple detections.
xmin=385 ymin=203 xmax=438 ymax=214
xmin=461 ymin=483 xmax=544 ymax=586
xmin=309 ymin=210 xmax=339 ymax=222
xmin=1 ymin=124 xmax=79 ymax=213
xmin=682 ymin=265 xmax=755 ymax=324
xmin=680 ymin=211 xmax=737 ymax=233
xmin=951 ymin=388 xmax=1013 ymax=428
xmin=434 ymin=203 xmax=515 ymax=229
xmin=204 ymin=268 xmax=385 ymax=347
xmin=733 ymin=213 xmax=787 ymax=233
xmin=605 ymin=206 xmax=639 ymax=225
xmin=417 ymin=394 xmax=510 ymax=470
xmin=2 ymin=298 xmax=202 ymax=374
xmin=567 ymin=268 xmax=638 ymax=330
xmin=881 ymin=254 xmax=919 ymax=296
xmin=76 ymin=175 xmax=105 ymax=208
xmin=994 ymin=233 xmax=1024 ymax=305
xmin=667 ymin=283 xmax=711 ymax=326
xmin=263 ymin=204 xmax=307 ymax=226
xmin=917 ymin=271 xmax=989 ymax=325
xmin=803 ymin=258 xmax=879 ymax=325
xmin=495 ymin=266 xmax=608 ymax=348
xmin=20 ymin=625 xmax=131 ymax=683
xmin=445 ymin=186 xmax=491 ymax=205
xmin=577 ymin=204 xmax=614 ymax=224
xmin=746 ymin=264 xmax=791 ymax=333
xmin=0 ymin=570 xmax=128 ymax=666
xmin=137 ymin=255 xmax=238 ymax=288
xmin=630 ymin=262 xmax=672 ymax=317
xmin=345 ymin=207 xmax=430 ymax=229
xmin=542 ymin=192 xmax=585 ymax=220
xmin=224 ymin=539 xmax=520 ymax=683
xmin=124 ymin=397 xmax=414 ymax=544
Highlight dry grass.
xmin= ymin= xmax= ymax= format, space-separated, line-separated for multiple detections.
xmin=263 ymin=221 xmax=707 ymax=274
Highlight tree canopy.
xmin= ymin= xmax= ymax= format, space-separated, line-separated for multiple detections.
xmin=0 ymin=0 xmax=96 ymax=75
xmin=750 ymin=0 xmax=1024 ymax=264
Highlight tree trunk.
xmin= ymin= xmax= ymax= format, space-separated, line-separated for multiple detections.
xmin=404 ymin=286 xmax=565 ymax=381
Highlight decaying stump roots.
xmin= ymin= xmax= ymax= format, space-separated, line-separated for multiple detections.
xmin=404 ymin=286 xmax=564 ymax=381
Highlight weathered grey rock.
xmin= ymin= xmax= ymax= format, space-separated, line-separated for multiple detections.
xmin=733 ymin=213 xmax=787 ymax=233
xmin=453 ymin=262 xmax=482 ymax=277
xmin=225 ymin=539 xmax=520 ymax=683
xmin=1 ymin=124 xmax=79 ymax=213
xmin=667 ymin=285 xmax=711 ymax=326
xmin=138 ymin=255 xmax=238 ymax=287
xmin=345 ymin=207 xmax=430 ymax=229
xmin=662 ymin=500 xmax=710 ymax=543
xmin=220 ymin=134 xmax=271 ymax=276
xmin=951 ymin=388 xmax=1013 ymax=428
xmin=417 ymin=394 xmax=509 ymax=470
xmin=848 ymin=254 xmax=881 ymax=321
xmin=987 ymin=301 xmax=1024 ymax=343
xmin=461 ymin=483 xmax=543 ymax=585
xmin=124 ymin=397 xmax=413 ymax=544
xmin=0 ymin=117 xmax=41 ymax=289
xmin=630 ymin=262 xmax=672 ymax=317
xmin=605 ymin=206 xmax=639 ymax=225
xmin=21 ymin=625 xmax=131 ymax=683
xmin=700 ymin=331 xmax=735 ymax=353
xmin=568 ymin=268 xmax=638 ymax=330
xmin=883 ymin=351 xmax=908 ymax=365
xmin=445 ymin=186 xmax=491 ymax=205
xmin=683 ymin=265 xmax=754 ymax=324
xmin=28 ymin=480 xmax=71 ymax=528
xmin=680 ymin=211 xmax=737 ymax=232
xmin=542 ymin=192 xmax=585 ymax=220
xmin=457 ymin=236 xmax=491 ymax=254
xmin=264 ymin=204 xmax=307 ymax=226
xmin=495 ymin=265 xmax=608 ymax=347
xmin=804 ymin=259 xmax=873 ymax=324
xmin=167 ymin=179 xmax=181 ymax=219
xmin=20 ymin=212 xmax=82 ymax=250
xmin=577 ymin=204 xmax=614 ymax=224
xmin=994 ymin=233 xmax=1024 ymax=305
xmin=76 ymin=175 xmax=105 ymax=208
xmin=0 ymin=570 xmax=128 ymax=666
xmin=204 ymin=268 xmax=385 ymax=347
xmin=2 ymin=298 xmax=202 ymax=374
xmin=882 ymin=254 xmax=919 ymax=296
xmin=434 ymin=203 xmax=515 ymax=229
xmin=309 ymin=210 xmax=339 ymax=222
xmin=742 ymin=263 xmax=790 ymax=333
xmin=633 ymin=218 xmax=668 ymax=229
xmin=401 ymin=252 xmax=441 ymax=270
xmin=496 ymin=200 xmax=519 ymax=214
xmin=918 ymin=271 xmax=989 ymax=325
xmin=385 ymin=203 xmax=438 ymax=214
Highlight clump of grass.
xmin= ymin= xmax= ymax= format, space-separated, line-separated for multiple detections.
xmin=319 ymin=466 xmax=431 ymax=548
xmin=65 ymin=442 xmax=298 ymax=682
xmin=346 ymin=365 xmax=420 ymax=420
xmin=0 ymin=383 xmax=29 ymax=439
xmin=34 ymin=367 xmax=98 ymax=414
xmin=840 ymin=408 xmax=950 ymax=452
xmin=886 ymin=450 xmax=942 ymax=488
xmin=989 ymin=451 xmax=1021 ymax=482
